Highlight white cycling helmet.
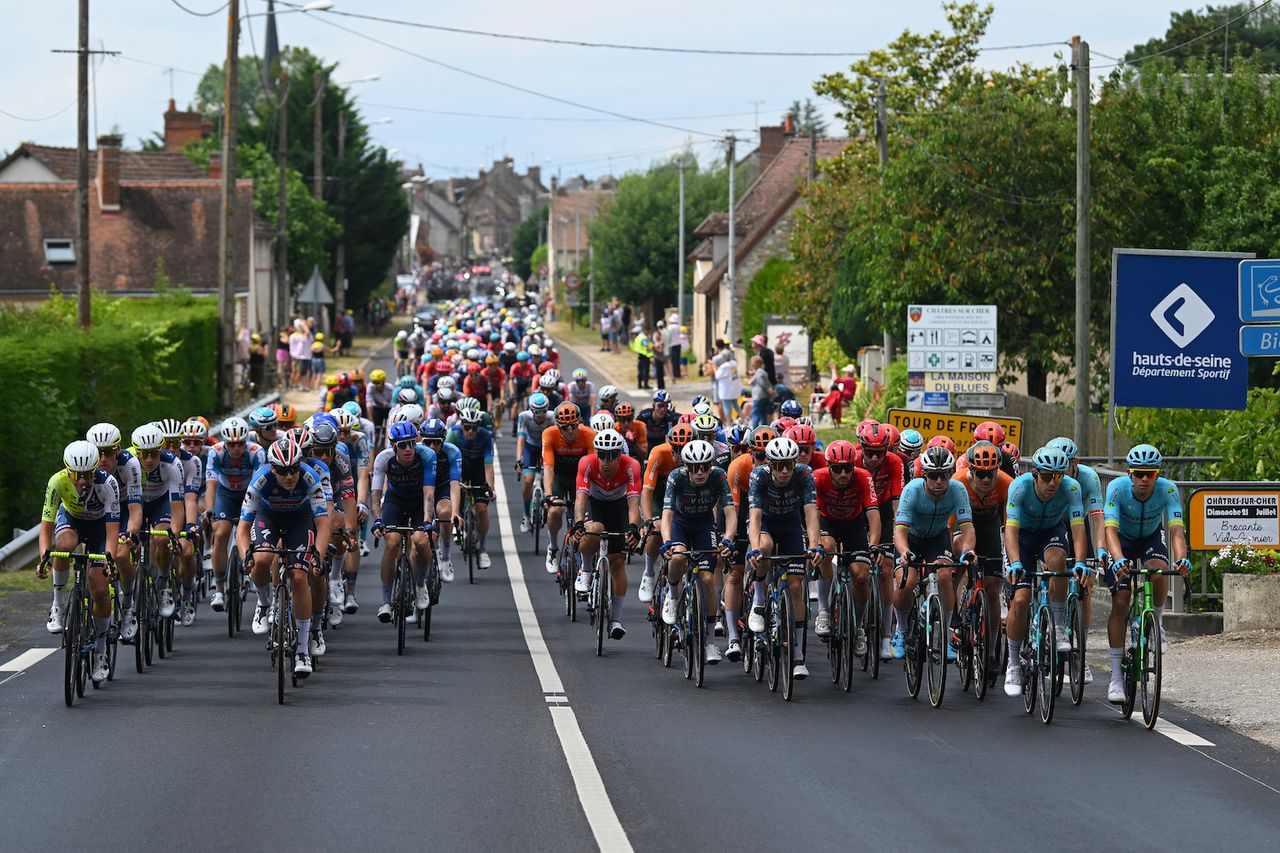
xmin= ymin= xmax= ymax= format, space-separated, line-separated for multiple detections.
xmin=64 ymin=440 xmax=100 ymax=473
xmin=503 ymin=341 xmax=517 ymax=352
xmin=544 ymin=337 xmax=554 ymax=348
xmin=437 ymin=376 xmax=457 ymax=390
xmin=458 ymin=396 xmax=481 ymax=412
xmin=155 ymin=418 xmax=184 ymax=440
xmin=539 ymin=373 xmax=557 ymax=390
xmin=221 ymin=417 xmax=249 ymax=442
xmin=593 ymin=429 xmax=626 ymax=453
xmin=397 ymin=403 xmax=425 ymax=425
xmin=920 ymin=446 xmax=957 ymax=473
xmin=396 ymin=387 xmax=418 ymax=404
xmin=132 ymin=424 xmax=164 ymax=451
xmin=86 ymin=422 xmax=121 ymax=449
xmin=333 ymin=409 xmax=360 ymax=431
xmin=436 ymin=387 xmax=457 ymax=403
xmin=681 ymin=439 xmax=716 ymax=465
xmin=459 ymin=408 xmax=484 ymax=425
xmin=527 ymin=344 xmax=541 ymax=357
xmin=692 ymin=400 xmax=714 ymax=418
xmin=545 ymin=368 xmax=561 ymax=385
xmin=267 ymin=437 xmax=303 ymax=468
xmin=765 ymin=436 xmax=800 ymax=462
xmin=590 ymin=412 xmax=616 ymax=433
xmin=181 ymin=418 xmax=208 ymax=440
xmin=598 ymin=384 xmax=618 ymax=402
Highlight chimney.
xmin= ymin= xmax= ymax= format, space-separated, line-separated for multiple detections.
xmin=163 ymin=98 xmax=213 ymax=152
xmin=527 ymin=165 xmax=541 ymax=187
xmin=758 ymin=124 xmax=788 ymax=173
xmin=207 ymin=151 xmax=222 ymax=180
xmin=96 ymin=133 xmax=123 ymax=211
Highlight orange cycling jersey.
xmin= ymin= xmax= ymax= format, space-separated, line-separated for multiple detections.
xmin=727 ymin=453 xmax=756 ymax=506
xmin=954 ymin=468 xmax=1012 ymax=524
xmin=542 ymin=424 xmax=597 ymax=479
xmin=642 ymin=442 xmax=679 ymax=501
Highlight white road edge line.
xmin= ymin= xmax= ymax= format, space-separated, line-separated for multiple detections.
xmin=493 ymin=447 xmax=634 ymax=853
xmin=0 ymin=647 xmax=57 ymax=673
xmin=1146 ymin=716 xmax=1214 ymax=747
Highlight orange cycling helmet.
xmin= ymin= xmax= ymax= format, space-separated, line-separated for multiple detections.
xmin=538 ymin=361 xmax=555 ymax=374
xmin=351 ymin=368 xmax=365 ymax=383
xmin=614 ymin=402 xmax=634 ymax=419
xmin=973 ymin=421 xmax=1006 ymax=445
xmin=825 ymin=440 xmax=858 ymax=466
xmin=667 ymin=423 xmax=696 ymax=449
xmin=555 ymin=402 xmax=580 ymax=426
xmin=967 ymin=440 xmax=1002 ymax=472
xmin=927 ymin=434 xmax=955 ymax=454
xmin=749 ymin=426 xmax=777 ymax=454
xmin=274 ymin=403 xmax=298 ymax=426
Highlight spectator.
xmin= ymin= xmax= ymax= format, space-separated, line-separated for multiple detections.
xmin=339 ymin=309 xmax=357 ymax=356
xmin=751 ymin=334 xmax=777 ymax=385
xmin=749 ymin=355 xmax=773 ymax=427
xmin=599 ymin=310 xmax=613 ymax=351
xmin=631 ymin=327 xmax=654 ymax=389
xmin=828 ymin=363 xmax=859 ymax=402
xmin=774 ymin=343 xmax=791 ymax=386
xmin=249 ymin=332 xmax=267 ymax=391
xmin=275 ymin=327 xmax=291 ymax=389
xmin=653 ymin=321 xmax=667 ymax=390
xmin=611 ymin=301 xmax=625 ymax=353
xmin=289 ymin=319 xmax=311 ymax=390
xmin=715 ymin=347 xmax=742 ymax=425
xmin=664 ymin=314 xmax=681 ymax=379
xmin=311 ymin=333 xmax=337 ymax=391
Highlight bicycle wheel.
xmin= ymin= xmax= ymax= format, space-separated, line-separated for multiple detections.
xmin=840 ymin=586 xmax=856 ymax=693
xmin=866 ymin=583 xmax=882 ymax=680
xmin=565 ymin=545 xmax=578 ymax=623
xmin=972 ymin=589 xmax=989 ymax=702
xmin=424 ymin=564 xmax=438 ymax=643
xmin=1020 ymin=619 xmax=1037 ymax=714
xmin=828 ymin=581 xmax=843 ymax=686
xmin=227 ymin=548 xmax=241 ymax=638
xmin=395 ymin=555 xmax=410 ymax=656
xmin=466 ymin=510 xmax=478 ymax=585
xmin=926 ymin=594 xmax=947 ymax=709
xmin=905 ymin=609 xmax=923 ymax=700
xmin=63 ymin=588 xmax=81 ymax=707
xmin=1068 ymin=594 xmax=1086 ymax=706
xmin=766 ymin=598 xmax=780 ymax=694
xmin=106 ymin=587 xmax=119 ymax=682
xmin=1140 ymin=609 xmax=1162 ymax=729
xmin=681 ymin=588 xmax=694 ymax=681
xmin=653 ymin=600 xmax=665 ymax=660
xmin=274 ymin=584 xmax=288 ymax=705
xmin=692 ymin=580 xmax=706 ymax=688
xmin=164 ymin=607 xmax=175 ymax=653
xmin=780 ymin=591 xmax=795 ymax=700
xmin=594 ymin=557 xmax=609 ymax=657
xmin=1037 ymin=606 xmax=1058 ymax=725
xmin=133 ymin=574 xmax=146 ymax=673
xmin=142 ymin=582 xmax=155 ymax=668
xmin=957 ymin=592 xmax=974 ymax=694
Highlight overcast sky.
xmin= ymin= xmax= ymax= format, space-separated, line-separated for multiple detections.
xmin=0 ymin=1 xmax=1227 ymax=180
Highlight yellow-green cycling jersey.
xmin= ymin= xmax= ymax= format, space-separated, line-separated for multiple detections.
xmin=42 ymin=469 xmax=121 ymax=524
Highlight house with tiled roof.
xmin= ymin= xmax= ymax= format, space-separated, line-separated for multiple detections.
xmin=689 ymin=125 xmax=850 ymax=364
xmin=0 ymin=107 xmax=276 ymax=330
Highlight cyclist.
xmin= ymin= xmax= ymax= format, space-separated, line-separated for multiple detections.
xmin=514 ymin=393 xmax=551 ymax=533
xmin=395 ymin=330 xmax=410 ymax=375
xmin=1000 ymin=441 xmax=1021 ymax=479
xmin=635 ymin=390 xmax=679 ymax=455
xmin=891 ymin=446 xmax=975 ymax=661
xmin=612 ymin=402 xmax=647 ymax=460
xmin=309 ymin=420 xmax=357 ymax=638
xmin=157 ymin=418 xmax=204 ymax=624
xmin=813 ymin=440 xmax=880 ymax=651
xmin=1049 ymin=435 xmax=1107 ymax=685
xmin=481 ymin=355 xmax=507 ymax=431
xmin=420 ymin=418 xmax=462 ymax=582
xmin=857 ymin=423 xmax=906 ymax=659
xmin=1103 ymin=444 xmax=1190 ymax=703
xmin=370 ymin=421 xmax=438 ymax=623
xmin=132 ymin=424 xmax=186 ymax=620
xmin=537 ymin=371 xmax=564 ymax=410
xmin=1002 ymin=445 xmax=1089 ymax=698
xmin=567 ymin=367 xmax=596 ymax=419
xmin=37 ymin=441 xmax=121 ymax=687
xmin=457 ymin=395 xmax=496 ymax=433
xmin=897 ymin=428 xmax=924 ymax=486
xmin=638 ymin=423 xmax=695 ymax=603
xmin=952 ymin=440 xmax=1010 ymax=655
xmin=447 ymin=408 xmax=496 ymax=569
xmin=237 ymin=438 xmax=331 ymax=676
xmin=326 ymin=374 xmax=359 ymax=411
xmin=248 ymin=406 xmax=280 ymax=448
xmin=507 ymin=350 xmax=536 ymax=429
xmin=723 ymin=426 xmax=774 ymax=660
xmin=597 ymin=385 xmax=620 ymax=416
xmin=572 ymin=429 xmax=642 ymax=640
xmin=205 ymin=417 xmax=266 ymax=612
xmin=785 ymin=423 xmax=825 ymax=472
xmin=86 ymin=423 xmax=142 ymax=641
xmin=540 ymin=403 xmax=596 ymax=574
xmin=746 ymin=435 xmax=824 ymax=679
xmin=658 ymin=439 xmax=736 ymax=663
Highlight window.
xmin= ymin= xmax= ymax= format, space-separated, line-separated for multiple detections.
xmin=43 ymin=239 xmax=75 ymax=264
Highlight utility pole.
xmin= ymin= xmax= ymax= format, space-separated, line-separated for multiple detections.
xmin=313 ymin=69 xmax=325 ymax=200
xmin=1073 ymin=36 xmax=1092 ymax=452
xmin=575 ymin=210 xmax=581 ymax=271
xmin=677 ymin=157 xmax=685 ymax=323
xmin=75 ymin=0 xmax=91 ymax=328
xmin=276 ymin=67 xmax=289 ymax=334
xmin=726 ymin=134 xmax=737 ymax=346
xmin=588 ymin=241 xmax=596 ymax=323
xmin=875 ymin=79 xmax=894 ymax=362
xmin=217 ymin=0 xmax=240 ymax=411
xmin=334 ymin=110 xmax=348 ymax=318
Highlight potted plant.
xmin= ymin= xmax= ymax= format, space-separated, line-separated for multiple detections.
xmin=1213 ymin=543 xmax=1280 ymax=632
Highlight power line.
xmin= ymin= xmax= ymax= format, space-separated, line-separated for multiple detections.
xmin=361 ymin=101 xmax=792 ymax=124
xmin=1094 ymin=0 xmax=1274 ymax=68
xmin=167 ymin=0 xmax=228 ymax=17
xmin=116 ymin=54 xmax=204 ymax=76
xmin=0 ymin=97 xmax=78 ymax=122
xmin=298 ymin=13 xmax=724 ymax=138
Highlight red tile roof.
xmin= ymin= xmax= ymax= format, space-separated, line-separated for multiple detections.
xmin=0 ymin=143 xmax=208 ymax=182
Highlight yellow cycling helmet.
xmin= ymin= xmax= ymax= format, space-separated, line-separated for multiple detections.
xmin=370 ymin=368 xmax=387 ymax=383
xmin=325 ymin=374 xmax=339 ymax=388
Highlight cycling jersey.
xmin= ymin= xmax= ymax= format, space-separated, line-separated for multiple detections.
xmin=109 ymin=450 xmax=143 ymax=506
xmin=576 ymin=453 xmax=642 ymax=502
xmin=430 ymin=441 xmax=462 ymax=490
xmin=542 ymin=424 xmax=597 ymax=481
xmin=341 ymin=431 xmax=371 ymax=471
xmin=954 ymin=469 xmax=1012 ymax=525
xmin=635 ymin=407 xmax=679 ymax=451
xmin=517 ymin=412 xmax=551 ymax=454
xmin=206 ymin=441 xmax=267 ymax=492
xmin=481 ymin=367 xmax=506 ymax=397
xmin=1104 ymin=476 xmax=1184 ymax=539
xmin=1005 ymin=473 xmax=1085 ymax=531
xmin=309 ymin=458 xmax=334 ymax=504
xmin=315 ymin=451 xmax=356 ymax=505
xmin=663 ymin=466 xmax=732 ymax=520
xmin=642 ymin=443 xmax=680 ymax=509
xmin=368 ymin=382 xmax=394 ymax=410
xmin=1074 ymin=463 xmax=1105 ymax=516
xmin=172 ymin=447 xmax=203 ymax=495
xmin=748 ymin=465 xmax=817 ymax=523
xmin=446 ymin=425 xmax=494 ymax=481
xmin=240 ymin=464 xmax=328 ymax=522
xmin=567 ymin=380 xmax=595 ymax=410
xmin=894 ymin=478 xmax=973 ymax=539
xmin=139 ymin=451 xmax=184 ymax=503
xmin=813 ymin=466 xmax=878 ymax=521
xmin=509 ymin=362 xmax=536 ymax=385
xmin=371 ymin=445 xmax=437 ymax=496
xmin=43 ymin=469 xmax=121 ymax=523
xmin=857 ymin=450 xmax=904 ymax=506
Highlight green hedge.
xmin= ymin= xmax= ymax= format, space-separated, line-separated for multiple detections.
xmin=0 ymin=293 xmax=217 ymax=534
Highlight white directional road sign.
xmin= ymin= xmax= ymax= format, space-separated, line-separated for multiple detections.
xmin=906 ymin=305 xmax=997 ymax=375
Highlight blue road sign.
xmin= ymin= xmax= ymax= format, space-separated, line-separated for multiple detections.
xmin=1241 ymin=326 xmax=1280 ymax=357
xmin=1238 ymin=259 xmax=1280 ymax=323
xmin=1112 ymin=250 xmax=1250 ymax=411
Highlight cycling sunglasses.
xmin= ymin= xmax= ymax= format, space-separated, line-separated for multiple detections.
xmin=462 ymin=424 xmax=478 ymax=431
xmin=272 ymin=464 xmax=301 ymax=476
xmin=224 ymin=440 xmax=246 ymax=448
xmin=597 ymin=450 xmax=621 ymax=461
xmin=97 ymin=446 xmax=119 ymax=458
xmin=925 ymin=471 xmax=951 ymax=482
xmin=861 ymin=448 xmax=885 ymax=457
xmin=137 ymin=449 xmax=161 ymax=460
xmin=687 ymin=463 xmax=711 ymax=474
xmin=1129 ymin=468 xmax=1158 ymax=479
xmin=1036 ymin=471 xmax=1063 ymax=483
xmin=394 ymin=439 xmax=418 ymax=450
xmin=973 ymin=469 xmax=996 ymax=480
xmin=829 ymin=464 xmax=855 ymax=474
xmin=182 ymin=438 xmax=203 ymax=448
xmin=769 ymin=460 xmax=795 ymax=472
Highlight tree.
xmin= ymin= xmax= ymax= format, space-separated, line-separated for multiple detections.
xmin=511 ymin=206 xmax=547 ymax=281
xmin=786 ymin=99 xmax=829 ymax=136
xmin=1126 ymin=3 xmax=1280 ymax=70
xmin=193 ymin=55 xmax=265 ymax=130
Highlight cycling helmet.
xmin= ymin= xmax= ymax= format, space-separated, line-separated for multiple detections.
xmin=690 ymin=394 xmax=709 ymax=409
xmin=544 ymin=337 xmax=554 ymax=348
xmin=504 ymin=341 xmax=517 ymax=352
xmin=274 ymin=403 xmax=298 ymax=426
xmin=966 ymin=440 xmax=1002 ymax=472
xmin=466 ymin=348 xmax=481 ymax=362
xmin=490 ymin=333 xmax=500 ymax=343
xmin=1001 ymin=441 xmax=1021 ymax=466
xmin=87 ymin=422 xmax=122 ymax=449
xmin=681 ymin=439 xmax=716 ymax=465
xmin=132 ymin=424 xmax=164 ymax=452
xmin=1031 ymin=446 xmax=1070 ymax=474
xmin=399 ymin=376 xmax=416 ymax=389
xmin=397 ymin=403 xmax=424 ymax=425
xmin=333 ymin=409 xmax=360 ymax=431
xmin=692 ymin=413 xmax=719 ymax=436
xmin=466 ymin=363 xmax=481 ymax=375
xmin=927 ymin=435 xmax=956 ymax=454
xmin=529 ymin=393 xmax=550 ymax=412
xmin=485 ymin=355 xmax=499 ymax=366
xmin=726 ymin=424 xmax=748 ymax=446
xmin=1048 ymin=436 xmax=1079 ymax=460
xmin=590 ymin=412 xmax=616 ymax=433
xmin=785 ymin=424 xmax=816 ymax=447
xmin=420 ymin=418 xmax=447 ymax=440
xmin=396 ymin=388 xmax=417 ymax=405
xmin=458 ymin=396 xmax=481 ymax=412
xmin=370 ymin=369 xmax=387 ymax=383
xmin=435 ymin=387 xmax=457 ymax=404
xmin=765 ymin=436 xmax=800 ymax=462
xmin=311 ymin=422 xmax=338 ymax=447
xmin=974 ymin=421 xmax=1006 ymax=446
xmin=437 ymin=376 xmax=457 ymax=391
xmin=555 ymin=402 xmax=580 ymax=426
xmin=64 ymin=440 xmax=100 ymax=473
xmin=458 ymin=408 xmax=484 ymax=426
xmin=181 ymin=418 xmax=208 ymax=440
xmin=772 ymin=416 xmax=797 ymax=435
xmin=614 ymin=402 xmax=634 ymax=418
xmin=899 ymin=429 xmax=924 ymax=452
xmin=749 ymin=426 xmax=777 ymax=454
xmin=325 ymin=374 xmax=339 ymax=388
xmin=780 ymin=399 xmax=803 ymax=418
xmin=396 ymin=330 xmax=408 ymax=341
xmin=337 ymin=372 xmax=351 ymax=386
xmin=288 ymin=426 xmax=313 ymax=453
xmin=342 ymin=401 xmax=362 ymax=417
xmin=536 ymin=361 xmax=554 ymax=375
xmin=919 ymin=446 xmax=956 ymax=473
xmin=652 ymin=389 xmax=670 ymax=404
xmin=220 ymin=417 xmax=249 ymax=442
xmin=855 ymin=419 xmax=878 ymax=441
xmin=267 ymin=438 xmax=303 ymax=469
xmin=692 ymin=401 xmax=714 ymax=418
xmin=598 ymin=385 xmax=618 ymax=402
xmin=517 ymin=350 xmax=529 ymax=362
xmin=539 ymin=373 xmax=558 ymax=390
xmin=155 ymin=418 xmax=184 ymax=440
xmin=796 ymin=416 xmax=816 ymax=428
xmin=1126 ymin=444 xmax=1163 ymax=468
xmin=545 ymin=369 xmax=561 ymax=385
xmin=859 ymin=422 xmax=891 ymax=450
xmin=883 ymin=423 xmax=902 ymax=449
xmin=593 ymin=429 xmax=626 ymax=453
xmin=667 ymin=423 xmax=696 ymax=449
xmin=389 ymin=421 xmax=418 ymax=443
xmin=527 ymin=344 xmax=541 ymax=357
xmin=573 ymin=368 xmax=588 ymax=381
xmin=825 ymin=440 xmax=858 ymax=466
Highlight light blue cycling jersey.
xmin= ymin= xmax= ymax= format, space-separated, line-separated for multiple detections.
xmin=1073 ymin=463 xmax=1104 ymax=516
xmin=205 ymin=441 xmax=266 ymax=492
xmin=1005 ymin=473 xmax=1085 ymax=530
xmin=1104 ymin=476 xmax=1184 ymax=539
xmin=894 ymin=477 xmax=973 ymax=538
xmin=517 ymin=411 xmax=551 ymax=453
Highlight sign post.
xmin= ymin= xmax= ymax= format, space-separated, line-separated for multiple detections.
xmin=885 ymin=409 xmax=1022 ymax=454
xmin=565 ymin=272 xmax=581 ymax=308
xmin=764 ymin=315 xmax=810 ymax=386
xmin=1189 ymin=487 xmax=1280 ymax=550
xmin=905 ymin=304 xmax=997 ymax=412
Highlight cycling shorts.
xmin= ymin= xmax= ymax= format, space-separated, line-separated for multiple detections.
xmin=249 ymin=514 xmax=315 ymax=558
xmin=212 ymin=488 xmax=247 ymax=523
xmin=1015 ymin=522 xmax=1069 ymax=565
xmin=759 ymin=519 xmax=804 ymax=559
xmin=971 ymin=515 xmax=1004 ymax=569
xmin=907 ymin=531 xmax=952 ymax=566
xmin=551 ymin=473 xmax=576 ymax=500
xmin=820 ymin=514 xmax=869 ymax=554
xmin=587 ymin=497 xmax=629 ymax=536
xmin=1105 ymin=530 xmax=1169 ymax=593
xmin=380 ymin=491 xmax=424 ymax=529
xmin=520 ymin=445 xmax=541 ymax=472
xmin=670 ymin=516 xmax=719 ymax=552
xmin=54 ymin=507 xmax=107 ymax=554
xmin=143 ymin=496 xmax=172 ymax=527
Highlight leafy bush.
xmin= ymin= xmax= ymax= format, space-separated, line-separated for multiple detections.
xmin=812 ymin=336 xmax=856 ymax=376
xmin=1210 ymin=543 xmax=1280 ymax=576
xmin=741 ymin=257 xmax=794 ymax=342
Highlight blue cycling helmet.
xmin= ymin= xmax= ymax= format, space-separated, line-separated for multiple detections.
xmin=1047 ymin=436 xmax=1079 ymax=460
xmin=389 ymin=421 xmax=418 ymax=443
xmin=419 ymin=417 xmax=447 ymax=440
xmin=249 ymin=407 xmax=277 ymax=430
xmin=1031 ymin=446 xmax=1070 ymax=474
xmin=727 ymin=424 xmax=748 ymax=446
xmin=779 ymin=399 xmax=803 ymax=418
xmin=691 ymin=394 xmax=710 ymax=409
xmin=652 ymin=389 xmax=670 ymax=404
xmin=1126 ymin=444 xmax=1163 ymax=468
xmin=529 ymin=392 xmax=550 ymax=412
xmin=490 ymin=333 xmax=500 ymax=342
xmin=898 ymin=429 xmax=924 ymax=452
xmin=398 ymin=376 xmax=416 ymax=389
xmin=517 ymin=350 xmax=529 ymax=362
xmin=342 ymin=400 xmax=362 ymax=417
xmin=311 ymin=412 xmax=338 ymax=430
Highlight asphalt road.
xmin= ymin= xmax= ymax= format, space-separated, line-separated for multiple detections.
xmin=3 ymin=338 xmax=1280 ymax=852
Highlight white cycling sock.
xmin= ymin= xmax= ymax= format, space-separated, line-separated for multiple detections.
xmin=1109 ymin=647 xmax=1123 ymax=679
xmin=895 ymin=608 xmax=911 ymax=633
xmin=95 ymin=617 xmax=110 ymax=653
xmin=816 ymin=578 xmax=832 ymax=611
xmin=611 ymin=596 xmax=624 ymax=623
xmin=1008 ymin=636 xmax=1024 ymax=667
xmin=642 ymin=552 xmax=654 ymax=578
xmin=257 ymin=586 xmax=271 ymax=608
xmin=296 ymin=618 xmax=311 ymax=654
xmin=1050 ymin=601 xmax=1065 ymax=625
xmin=52 ymin=570 xmax=70 ymax=609
xmin=752 ymin=581 xmax=767 ymax=607
xmin=725 ymin=610 xmax=740 ymax=641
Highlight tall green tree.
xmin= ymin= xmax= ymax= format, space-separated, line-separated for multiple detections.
xmin=1126 ymin=3 xmax=1280 ymax=70
xmin=786 ymin=99 xmax=829 ymax=136
xmin=511 ymin=206 xmax=548 ymax=281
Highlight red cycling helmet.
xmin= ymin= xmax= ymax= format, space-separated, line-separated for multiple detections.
xmin=859 ymin=422 xmax=892 ymax=450
xmin=825 ymin=440 xmax=858 ymax=466
xmin=1001 ymin=441 xmax=1021 ymax=466
xmin=467 ymin=362 xmax=481 ymax=374
xmin=773 ymin=416 xmax=797 ymax=435
xmin=927 ymin=435 xmax=956 ymax=454
xmin=678 ymin=412 xmax=696 ymax=425
xmin=785 ymin=424 xmax=816 ymax=447
xmin=973 ymin=421 xmax=1006 ymax=446
xmin=883 ymin=423 xmax=901 ymax=449
xmin=855 ymin=419 xmax=878 ymax=441
xmin=538 ymin=361 xmax=555 ymax=374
